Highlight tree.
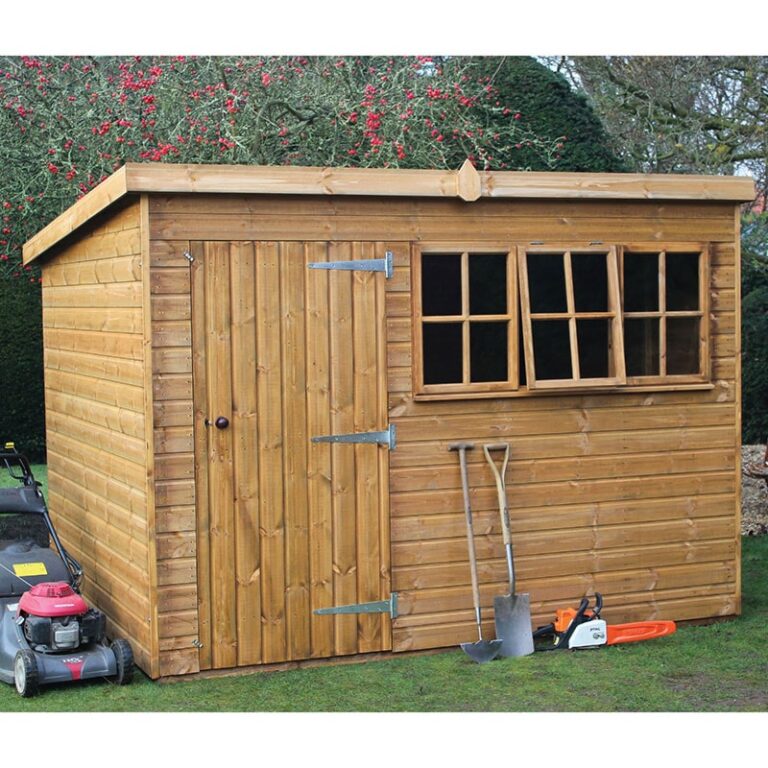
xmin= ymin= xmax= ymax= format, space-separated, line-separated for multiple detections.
xmin=0 ymin=55 xmax=570 ymax=280
xmin=541 ymin=56 xmax=768 ymax=444
xmin=545 ymin=56 xmax=768 ymax=198
xmin=0 ymin=55 xmax=621 ymax=457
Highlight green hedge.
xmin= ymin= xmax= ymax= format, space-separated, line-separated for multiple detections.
xmin=0 ymin=277 xmax=45 ymax=461
xmin=742 ymin=214 xmax=768 ymax=445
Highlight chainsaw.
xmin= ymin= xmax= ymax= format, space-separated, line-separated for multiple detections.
xmin=533 ymin=593 xmax=676 ymax=651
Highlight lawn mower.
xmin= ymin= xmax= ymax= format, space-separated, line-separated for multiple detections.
xmin=0 ymin=444 xmax=133 ymax=697
xmin=533 ymin=593 xmax=677 ymax=651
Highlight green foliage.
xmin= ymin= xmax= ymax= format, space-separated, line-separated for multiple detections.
xmin=473 ymin=57 xmax=627 ymax=172
xmin=742 ymin=213 xmax=768 ymax=443
xmin=0 ymin=56 xmax=622 ymax=279
xmin=0 ymin=278 xmax=44 ymax=460
xmin=0 ymin=55 xmax=573 ymax=279
xmin=0 ymin=55 xmax=621 ymax=458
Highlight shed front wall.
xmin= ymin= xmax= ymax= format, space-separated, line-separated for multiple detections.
xmin=148 ymin=194 xmax=740 ymax=676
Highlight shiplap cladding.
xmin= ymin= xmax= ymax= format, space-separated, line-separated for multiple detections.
xmin=30 ymin=167 xmax=746 ymax=678
xmin=147 ymin=193 xmax=740 ymax=669
xmin=41 ymin=199 xmax=154 ymax=673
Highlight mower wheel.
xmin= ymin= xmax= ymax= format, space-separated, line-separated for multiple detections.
xmin=111 ymin=639 xmax=134 ymax=685
xmin=14 ymin=651 xmax=39 ymax=698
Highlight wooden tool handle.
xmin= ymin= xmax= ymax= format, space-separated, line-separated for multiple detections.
xmin=456 ymin=445 xmax=483 ymax=627
xmin=483 ymin=443 xmax=511 ymax=546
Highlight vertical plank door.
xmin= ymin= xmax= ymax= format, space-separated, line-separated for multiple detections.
xmin=192 ymin=240 xmax=392 ymax=668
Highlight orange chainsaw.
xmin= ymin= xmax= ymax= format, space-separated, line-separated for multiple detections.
xmin=533 ymin=593 xmax=676 ymax=651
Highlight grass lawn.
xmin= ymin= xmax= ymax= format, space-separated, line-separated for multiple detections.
xmin=0 ymin=464 xmax=765 ymax=712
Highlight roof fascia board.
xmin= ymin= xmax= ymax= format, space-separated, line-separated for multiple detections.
xmin=23 ymin=162 xmax=755 ymax=266
xmin=23 ymin=166 xmax=129 ymax=265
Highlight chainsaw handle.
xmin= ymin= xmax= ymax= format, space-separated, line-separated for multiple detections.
xmin=593 ymin=592 xmax=603 ymax=617
xmin=574 ymin=597 xmax=591 ymax=620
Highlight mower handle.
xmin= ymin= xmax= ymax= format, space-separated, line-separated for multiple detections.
xmin=0 ymin=450 xmax=35 ymax=487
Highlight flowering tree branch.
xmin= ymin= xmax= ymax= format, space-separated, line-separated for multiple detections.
xmin=0 ymin=55 xmax=564 ymax=280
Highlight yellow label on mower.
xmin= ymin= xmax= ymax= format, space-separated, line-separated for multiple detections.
xmin=13 ymin=562 xmax=47 ymax=577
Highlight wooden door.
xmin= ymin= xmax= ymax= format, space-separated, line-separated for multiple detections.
xmin=191 ymin=240 xmax=392 ymax=669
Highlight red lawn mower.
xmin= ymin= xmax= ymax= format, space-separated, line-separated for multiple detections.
xmin=0 ymin=444 xmax=133 ymax=697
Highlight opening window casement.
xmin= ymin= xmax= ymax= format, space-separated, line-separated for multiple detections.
xmin=517 ymin=246 xmax=626 ymax=390
xmin=413 ymin=249 xmax=518 ymax=395
xmin=620 ymin=244 xmax=710 ymax=383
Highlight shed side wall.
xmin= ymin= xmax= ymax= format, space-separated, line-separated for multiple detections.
xmin=148 ymin=194 xmax=739 ymax=669
xmin=41 ymin=199 xmax=153 ymax=671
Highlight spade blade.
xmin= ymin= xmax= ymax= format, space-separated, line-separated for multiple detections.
xmin=460 ymin=638 xmax=503 ymax=664
xmin=493 ymin=593 xmax=535 ymax=658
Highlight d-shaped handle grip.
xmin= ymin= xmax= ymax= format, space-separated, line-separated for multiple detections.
xmin=214 ymin=416 xmax=229 ymax=430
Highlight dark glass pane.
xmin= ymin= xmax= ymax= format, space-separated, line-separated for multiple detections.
xmin=421 ymin=254 xmax=461 ymax=316
xmin=469 ymin=254 xmax=507 ymax=315
xmin=624 ymin=318 xmax=660 ymax=376
xmin=577 ymin=319 xmax=610 ymax=379
xmin=422 ymin=323 xmax=463 ymax=384
xmin=666 ymin=252 xmax=700 ymax=311
xmin=572 ymin=252 xmax=608 ymax=313
xmin=623 ymin=252 xmax=659 ymax=312
xmin=527 ymin=253 xmax=567 ymax=313
xmin=667 ymin=317 xmax=700 ymax=375
xmin=470 ymin=322 xmax=508 ymax=382
xmin=531 ymin=320 xmax=572 ymax=380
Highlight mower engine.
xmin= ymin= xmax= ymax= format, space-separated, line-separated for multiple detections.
xmin=17 ymin=582 xmax=106 ymax=653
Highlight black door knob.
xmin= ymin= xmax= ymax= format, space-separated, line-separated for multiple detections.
xmin=215 ymin=416 xmax=230 ymax=430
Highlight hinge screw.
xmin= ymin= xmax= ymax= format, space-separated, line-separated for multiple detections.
xmin=184 ymin=251 xmax=195 ymax=263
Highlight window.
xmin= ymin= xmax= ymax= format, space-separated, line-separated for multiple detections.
xmin=412 ymin=241 xmax=710 ymax=398
xmin=517 ymin=246 xmax=626 ymax=389
xmin=413 ymin=249 xmax=518 ymax=395
xmin=621 ymin=244 xmax=709 ymax=383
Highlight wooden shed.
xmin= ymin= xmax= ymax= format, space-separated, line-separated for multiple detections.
xmin=23 ymin=161 xmax=754 ymax=679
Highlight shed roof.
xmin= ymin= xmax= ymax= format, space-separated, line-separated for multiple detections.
xmin=23 ymin=161 xmax=756 ymax=265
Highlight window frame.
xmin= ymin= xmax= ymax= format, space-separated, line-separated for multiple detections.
xmin=410 ymin=240 xmax=712 ymax=401
xmin=412 ymin=245 xmax=519 ymax=396
xmin=619 ymin=243 xmax=710 ymax=385
xmin=517 ymin=244 xmax=627 ymax=390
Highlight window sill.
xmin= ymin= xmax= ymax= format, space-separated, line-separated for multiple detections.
xmin=412 ymin=381 xmax=715 ymax=402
